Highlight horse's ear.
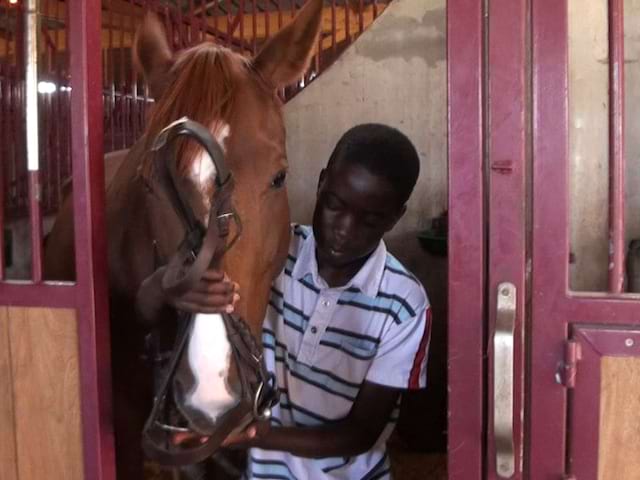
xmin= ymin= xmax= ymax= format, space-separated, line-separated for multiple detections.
xmin=252 ymin=0 xmax=323 ymax=89
xmin=133 ymin=13 xmax=173 ymax=99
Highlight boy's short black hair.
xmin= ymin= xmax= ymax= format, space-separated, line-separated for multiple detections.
xmin=326 ymin=123 xmax=420 ymax=205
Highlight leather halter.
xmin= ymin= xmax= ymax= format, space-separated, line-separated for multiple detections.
xmin=141 ymin=117 xmax=278 ymax=467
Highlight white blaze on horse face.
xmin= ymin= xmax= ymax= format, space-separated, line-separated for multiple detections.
xmin=189 ymin=123 xmax=230 ymax=190
xmin=189 ymin=123 xmax=231 ymax=221
xmin=186 ymin=313 xmax=238 ymax=421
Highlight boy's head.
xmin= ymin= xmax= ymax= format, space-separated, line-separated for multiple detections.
xmin=313 ymin=124 xmax=421 ymax=276
xmin=326 ymin=123 xmax=420 ymax=207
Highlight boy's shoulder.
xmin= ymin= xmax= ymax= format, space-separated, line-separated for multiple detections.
xmin=378 ymin=251 xmax=429 ymax=313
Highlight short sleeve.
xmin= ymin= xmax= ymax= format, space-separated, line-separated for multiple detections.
xmin=365 ymin=301 xmax=432 ymax=390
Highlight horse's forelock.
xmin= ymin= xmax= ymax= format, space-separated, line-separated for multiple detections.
xmin=142 ymin=44 xmax=248 ymax=179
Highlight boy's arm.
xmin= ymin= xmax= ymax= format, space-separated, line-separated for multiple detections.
xmin=226 ymin=381 xmax=400 ymax=458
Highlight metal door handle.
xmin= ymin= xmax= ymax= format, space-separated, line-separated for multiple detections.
xmin=494 ymin=282 xmax=516 ymax=478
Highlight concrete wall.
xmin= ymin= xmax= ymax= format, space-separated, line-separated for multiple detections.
xmin=284 ymin=0 xmax=447 ymax=450
xmin=569 ymin=0 xmax=640 ymax=291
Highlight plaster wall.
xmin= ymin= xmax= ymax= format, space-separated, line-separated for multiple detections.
xmin=284 ymin=0 xmax=448 ymax=449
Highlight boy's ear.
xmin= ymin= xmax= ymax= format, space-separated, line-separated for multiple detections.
xmin=252 ymin=0 xmax=323 ymax=88
xmin=385 ymin=204 xmax=407 ymax=232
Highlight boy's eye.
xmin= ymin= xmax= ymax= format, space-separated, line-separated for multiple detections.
xmin=324 ymin=195 xmax=343 ymax=210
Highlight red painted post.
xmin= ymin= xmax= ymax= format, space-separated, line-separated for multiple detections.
xmin=0 ymin=64 xmax=4 ymax=280
xmin=447 ymin=0 xmax=484 ymax=478
xmin=486 ymin=1 xmax=527 ymax=478
xmin=530 ymin=0 xmax=570 ymax=477
xmin=608 ymin=0 xmax=625 ymax=293
xmin=68 ymin=0 xmax=115 ymax=477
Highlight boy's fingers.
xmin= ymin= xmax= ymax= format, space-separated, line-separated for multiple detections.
xmin=200 ymin=269 xmax=225 ymax=281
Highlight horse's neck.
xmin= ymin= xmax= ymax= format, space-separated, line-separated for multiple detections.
xmin=105 ymin=138 xmax=160 ymax=296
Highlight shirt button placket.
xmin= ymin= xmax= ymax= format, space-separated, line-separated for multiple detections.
xmin=299 ymin=294 xmax=336 ymax=364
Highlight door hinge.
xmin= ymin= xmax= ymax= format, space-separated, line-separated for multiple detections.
xmin=555 ymin=339 xmax=581 ymax=388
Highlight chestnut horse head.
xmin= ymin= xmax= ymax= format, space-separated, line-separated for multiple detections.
xmin=135 ymin=1 xmax=322 ymax=334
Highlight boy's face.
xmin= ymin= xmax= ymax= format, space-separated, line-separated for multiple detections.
xmin=313 ymin=160 xmax=406 ymax=273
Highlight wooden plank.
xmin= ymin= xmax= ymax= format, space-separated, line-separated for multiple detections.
xmin=0 ymin=307 xmax=18 ymax=480
xmin=598 ymin=356 xmax=640 ymax=480
xmin=8 ymin=307 xmax=83 ymax=480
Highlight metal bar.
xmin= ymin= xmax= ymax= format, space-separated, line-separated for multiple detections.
xmin=239 ymin=0 xmax=245 ymax=48
xmin=345 ymin=0 xmax=350 ymax=42
xmin=68 ymin=0 xmax=115 ymax=477
xmin=25 ymin=0 xmax=39 ymax=173
xmin=25 ymin=0 xmax=43 ymax=282
xmin=608 ymin=0 xmax=625 ymax=293
xmin=252 ymin=0 xmax=258 ymax=55
xmin=264 ymin=0 xmax=270 ymax=41
xmin=331 ymin=0 xmax=336 ymax=54
xmin=447 ymin=0 xmax=484 ymax=477
xmin=28 ymin=171 xmax=43 ymax=281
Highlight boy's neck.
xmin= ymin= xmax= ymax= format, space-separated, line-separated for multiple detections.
xmin=315 ymin=251 xmax=371 ymax=289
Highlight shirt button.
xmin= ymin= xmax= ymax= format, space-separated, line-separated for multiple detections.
xmin=322 ymin=300 xmax=330 ymax=307
xmin=310 ymin=326 xmax=318 ymax=334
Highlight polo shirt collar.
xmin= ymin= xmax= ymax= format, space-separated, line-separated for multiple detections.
xmin=291 ymin=229 xmax=387 ymax=297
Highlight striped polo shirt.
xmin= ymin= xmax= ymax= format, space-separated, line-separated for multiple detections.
xmin=247 ymin=224 xmax=431 ymax=480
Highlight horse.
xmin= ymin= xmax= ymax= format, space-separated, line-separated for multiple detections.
xmin=43 ymin=1 xmax=323 ymax=478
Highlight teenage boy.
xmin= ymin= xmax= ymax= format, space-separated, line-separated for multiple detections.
xmin=228 ymin=123 xmax=432 ymax=480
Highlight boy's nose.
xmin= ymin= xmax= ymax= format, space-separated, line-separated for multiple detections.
xmin=334 ymin=213 xmax=354 ymax=241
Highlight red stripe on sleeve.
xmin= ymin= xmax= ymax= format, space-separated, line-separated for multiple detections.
xmin=408 ymin=308 xmax=432 ymax=389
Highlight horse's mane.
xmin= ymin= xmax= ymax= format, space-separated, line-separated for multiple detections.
xmin=142 ymin=43 xmax=248 ymax=178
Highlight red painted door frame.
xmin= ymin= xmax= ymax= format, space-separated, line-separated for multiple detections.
xmin=448 ymin=1 xmax=527 ymax=478
xmin=447 ymin=0 xmax=485 ymax=476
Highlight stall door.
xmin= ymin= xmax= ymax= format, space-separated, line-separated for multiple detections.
xmin=448 ymin=0 xmax=640 ymax=479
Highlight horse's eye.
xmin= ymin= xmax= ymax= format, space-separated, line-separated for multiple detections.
xmin=271 ymin=169 xmax=287 ymax=189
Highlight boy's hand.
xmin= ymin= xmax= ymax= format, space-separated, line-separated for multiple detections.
xmin=164 ymin=268 xmax=240 ymax=314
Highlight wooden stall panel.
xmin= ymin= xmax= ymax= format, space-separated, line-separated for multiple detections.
xmin=598 ymin=356 xmax=640 ymax=480
xmin=0 ymin=307 xmax=18 ymax=480
xmin=8 ymin=307 xmax=83 ymax=480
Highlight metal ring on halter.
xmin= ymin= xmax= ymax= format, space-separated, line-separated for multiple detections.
xmin=253 ymin=382 xmax=272 ymax=421
xmin=253 ymin=372 xmax=277 ymax=420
